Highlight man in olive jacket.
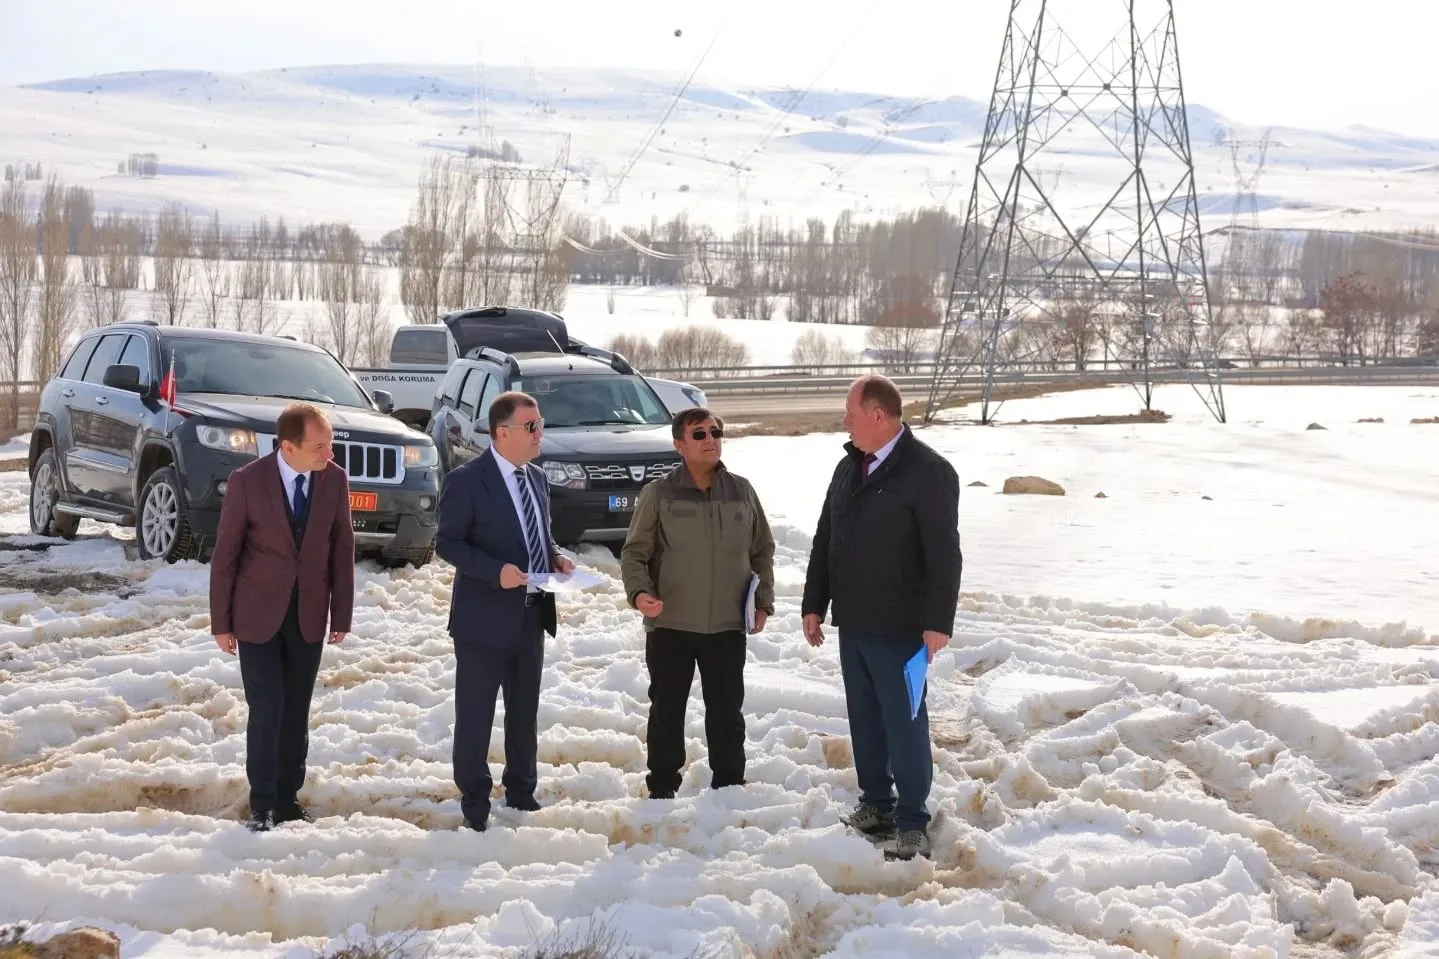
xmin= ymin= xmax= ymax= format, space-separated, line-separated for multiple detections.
xmin=621 ymin=407 xmax=776 ymax=799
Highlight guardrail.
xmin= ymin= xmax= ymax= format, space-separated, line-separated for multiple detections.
xmin=642 ymin=354 xmax=1439 ymax=381
xmin=687 ymin=364 xmax=1439 ymax=395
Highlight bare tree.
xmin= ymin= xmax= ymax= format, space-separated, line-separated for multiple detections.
xmin=0 ymin=178 xmax=36 ymax=426
xmin=1235 ymin=304 xmax=1273 ymax=366
xmin=354 ymin=266 xmax=391 ymax=366
xmin=78 ymin=213 xmax=107 ymax=329
xmin=316 ymin=224 xmax=364 ymax=364
xmin=790 ymin=327 xmax=854 ymax=372
xmin=510 ymin=141 xmax=572 ymax=312
xmin=473 ymin=166 xmax=514 ymax=304
xmin=232 ymin=219 xmax=277 ymax=334
xmin=605 ymin=332 xmax=658 ymax=369
xmin=101 ymin=211 xmax=141 ymax=326
xmin=34 ymin=176 xmax=78 ymax=382
xmin=197 ymin=211 xmax=228 ymax=328
xmin=654 ymin=326 xmax=748 ymax=373
xmin=1417 ymin=310 xmax=1439 ymax=358
xmin=399 ymin=154 xmax=458 ymax=324
xmin=866 ymin=303 xmax=938 ymax=374
xmin=676 ymin=258 xmax=699 ymax=317
xmin=1319 ymin=272 xmax=1378 ymax=365
xmin=443 ymin=161 xmax=479 ymax=309
xmin=152 ymin=203 xmax=194 ymax=325
xmin=1049 ymin=296 xmax=1101 ymax=370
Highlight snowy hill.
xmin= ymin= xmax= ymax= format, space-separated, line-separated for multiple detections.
xmin=4 ymin=62 xmax=1439 ymax=237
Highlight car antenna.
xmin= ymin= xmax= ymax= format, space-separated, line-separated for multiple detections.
xmin=545 ymin=330 xmax=573 ymax=369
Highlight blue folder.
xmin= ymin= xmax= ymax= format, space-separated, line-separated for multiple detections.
xmin=904 ymin=647 xmax=928 ymax=720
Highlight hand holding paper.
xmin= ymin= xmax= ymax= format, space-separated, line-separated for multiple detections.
xmin=526 ymin=567 xmax=606 ymax=593
xmin=742 ymin=572 xmax=761 ymax=632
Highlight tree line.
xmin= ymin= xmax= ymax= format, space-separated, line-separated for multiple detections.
xmin=4 ymin=150 xmax=1439 ymax=428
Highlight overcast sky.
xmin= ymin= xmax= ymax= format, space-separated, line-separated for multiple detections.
xmin=2 ymin=0 xmax=1431 ymax=135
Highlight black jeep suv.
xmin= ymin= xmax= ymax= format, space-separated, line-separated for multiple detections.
xmin=427 ymin=312 xmax=682 ymax=546
xmin=28 ymin=324 xmax=441 ymax=567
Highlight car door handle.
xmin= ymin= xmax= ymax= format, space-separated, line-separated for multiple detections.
xmin=95 ymin=396 xmax=109 ymax=406
xmin=61 ymin=388 xmax=75 ymax=398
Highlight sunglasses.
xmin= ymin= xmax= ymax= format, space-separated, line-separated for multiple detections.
xmin=502 ymin=418 xmax=544 ymax=434
xmin=690 ymin=427 xmax=723 ymax=441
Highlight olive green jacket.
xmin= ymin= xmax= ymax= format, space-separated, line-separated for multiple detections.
xmin=620 ymin=462 xmax=776 ymax=635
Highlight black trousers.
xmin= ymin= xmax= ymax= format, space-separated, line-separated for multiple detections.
xmin=644 ymin=627 xmax=747 ymax=795
xmin=453 ymin=603 xmax=544 ymax=824
xmin=238 ymin=599 xmax=323 ymax=815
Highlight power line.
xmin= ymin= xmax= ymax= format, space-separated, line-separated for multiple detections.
xmin=604 ymin=20 xmax=734 ymax=204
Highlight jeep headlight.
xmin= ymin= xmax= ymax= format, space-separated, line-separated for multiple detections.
xmin=196 ymin=425 xmax=258 ymax=456
xmin=404 ymin=444 xmax=438 ymax=468
xmin=543 ymin=461 xmax=587 ymax=489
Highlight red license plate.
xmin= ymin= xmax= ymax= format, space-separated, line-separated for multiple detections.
xmin=350 ymin=491 xmax=378 ymax=512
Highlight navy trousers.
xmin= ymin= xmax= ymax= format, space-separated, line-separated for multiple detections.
xmin=452 ymin=603 xmax=544 ymax=824
xmin=837 ymin=630 xmax=933 ymax=831
xmin=238 ymin=592 xmax=323 ymax=814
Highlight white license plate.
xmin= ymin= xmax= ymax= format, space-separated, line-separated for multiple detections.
xmin=608 ymin=494 xmax=634 ymax=511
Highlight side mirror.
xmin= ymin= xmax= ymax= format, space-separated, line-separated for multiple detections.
xmin=102 ymin=364 xmax=142 ymax=393
xmin=370 ymin=389 xmax=394 ymax=414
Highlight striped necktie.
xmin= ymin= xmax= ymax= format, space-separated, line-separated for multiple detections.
xmin=514 ymin=468 xmax=550 ymax=574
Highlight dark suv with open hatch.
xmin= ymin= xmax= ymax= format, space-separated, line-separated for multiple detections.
xmin=427 ymin=309 xmax=682 ymax=546
xmin=28 ymin=324 xmax=441 ymax=567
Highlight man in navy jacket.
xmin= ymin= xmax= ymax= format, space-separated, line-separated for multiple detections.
xmin=802 ymin=375 xmax=962 ymax=861
xmin=435 ymin=390 xmax=574 ymax=832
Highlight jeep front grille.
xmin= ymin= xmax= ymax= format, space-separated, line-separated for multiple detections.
xmin=332 ymin=442 xmax=403 ymax=484
xmin=254 ymin=434 xmax=405 ymax=485
xmin=583 ymin=461 xmax=680 ymax=490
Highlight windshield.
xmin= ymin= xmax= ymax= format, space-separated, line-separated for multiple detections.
xmin=165 ymin=337 xmax=373 ymax=409
xmin=512 ymin=373 xmax=670 ymax=428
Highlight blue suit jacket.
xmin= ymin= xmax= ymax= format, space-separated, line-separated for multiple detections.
xmin=436 ymin=448 xmax=560 ymax=646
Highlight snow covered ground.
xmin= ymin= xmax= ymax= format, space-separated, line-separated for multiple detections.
xmin=2 ymin=382 xmax=1438 ymax=957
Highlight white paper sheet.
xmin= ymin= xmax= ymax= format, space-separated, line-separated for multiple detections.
xmin=527 ymin=568 xmax=608 ymax=593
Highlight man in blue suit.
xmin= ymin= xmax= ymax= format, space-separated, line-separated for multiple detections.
xmin=436 ymin=390 xmax=574 ymax=832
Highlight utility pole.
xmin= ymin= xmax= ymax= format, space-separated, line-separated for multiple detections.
xmin=923 ymin=0 xmax=1228 ymax=425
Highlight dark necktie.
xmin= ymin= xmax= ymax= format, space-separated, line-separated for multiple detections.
xmin=861 ymin=452 xmax=877 ymax=481
xmin=514 ymin=468 xmax=550 ymax=574
xmin=293 ymin=474 xmax=307 ymax=517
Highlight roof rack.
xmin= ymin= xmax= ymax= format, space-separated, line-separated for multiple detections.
xmin=469 ymin=346 xmax=521 ymax=379
xmin=567 ymin=342 xmax=635 ymax=376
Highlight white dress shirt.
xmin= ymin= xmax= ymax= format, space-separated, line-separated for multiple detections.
xmin=492 ymin=448 xmax=547 ymax=591
xmin=276 ymin=451 xmax=311 ymax=515
xmin=866 ymin=425 xmax=905 ymax=473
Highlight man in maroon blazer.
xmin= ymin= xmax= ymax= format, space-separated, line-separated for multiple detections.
xmin=210 ymin=402 xmax=355 ymax=832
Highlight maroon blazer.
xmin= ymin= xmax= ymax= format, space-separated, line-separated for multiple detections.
xmin=209 ymin=451 xmax=356 ymax=644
